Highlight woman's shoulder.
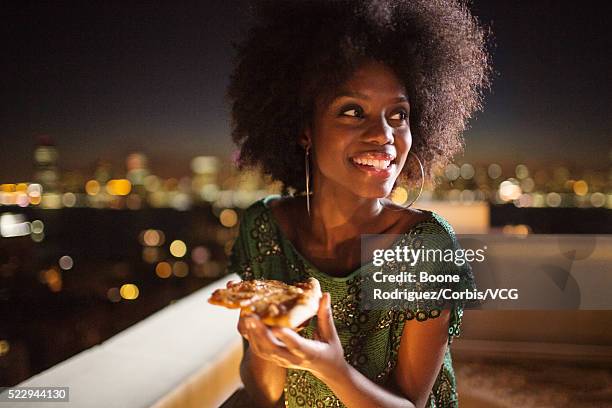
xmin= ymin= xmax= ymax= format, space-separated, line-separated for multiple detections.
xmin=242 ymin=194 xmax=298 ymax=213
xmin=415 ymin=211 xmax=466 ymax=256
xmin=396 ymin=206 xmax=461 ymax=250
xmin=382 ymin=201 xmax=456 ymax=237
xmin=417 ymin=209 xmax=459 ymax=237
xmin=240 ymin=194 xmax=280 ymax=223
xmin=237 ymin=194 xmax=299 ymax=239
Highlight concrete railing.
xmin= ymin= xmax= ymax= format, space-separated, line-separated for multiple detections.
xmin=1 ymin=274 xmax=244 ymax=408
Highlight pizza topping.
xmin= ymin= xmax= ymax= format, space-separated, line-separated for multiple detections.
xmin=210 ymin=279 xmax=306 ymax=308
xmin=208 ymin=278 xmax=321 ymax=327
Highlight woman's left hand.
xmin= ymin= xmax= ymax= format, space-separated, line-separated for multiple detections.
xmin=241 ymin=292 xmax=347 ymax=378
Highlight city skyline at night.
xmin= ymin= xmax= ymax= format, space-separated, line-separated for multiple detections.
xmin=2 ymin=135 xmax=609 ymax=211
xmin=2 ymin=1 xmax=611 ymax=181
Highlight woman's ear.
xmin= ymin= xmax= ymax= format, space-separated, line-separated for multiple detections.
xmin=298 ymin=127 xmax=312 ymax=149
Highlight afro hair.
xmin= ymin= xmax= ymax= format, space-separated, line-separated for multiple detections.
xmin=228 ymin=0 xmax=492 ymax=193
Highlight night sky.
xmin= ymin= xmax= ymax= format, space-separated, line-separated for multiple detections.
xmin=2 ymin=0 xmax=611 ymax=182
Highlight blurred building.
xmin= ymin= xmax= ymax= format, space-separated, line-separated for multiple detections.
xmin=33 ymin=135 xmax=62 ymax=208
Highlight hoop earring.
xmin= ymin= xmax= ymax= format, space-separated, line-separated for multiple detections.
xmin=304 ymin=145 xmax=311 ymax=216
xmin=389 ymin=151 xmax=425 ymax=209
xmin=405 ymin=151 xmax=425 ymax=208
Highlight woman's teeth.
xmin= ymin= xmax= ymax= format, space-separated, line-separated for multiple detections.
xmin=352 ymin=157 xmax=392 ymax=170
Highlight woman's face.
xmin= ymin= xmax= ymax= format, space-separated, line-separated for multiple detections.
xmin=308 ymin=60 xmax=412 ymax=199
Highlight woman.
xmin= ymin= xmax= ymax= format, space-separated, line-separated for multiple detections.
xmin=224 ymin=1 xmax=490 ymax=407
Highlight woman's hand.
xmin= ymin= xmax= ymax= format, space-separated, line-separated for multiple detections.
xmin=237 ymin=292 xmax=347 ymax=379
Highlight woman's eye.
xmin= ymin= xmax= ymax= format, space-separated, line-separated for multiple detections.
xmin=390 ymin=110 xmax=408 ymax=121
xmin=340 ymin=106 xmax=364 ymax=118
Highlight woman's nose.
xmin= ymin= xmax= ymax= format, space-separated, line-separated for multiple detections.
xmin=362 ymin=117 xmax=394 ymax=145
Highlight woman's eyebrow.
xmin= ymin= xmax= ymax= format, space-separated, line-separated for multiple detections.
xmin=392 ymin=95 xmax=409 ymax=104
xmin=335 ymin=90 xmax=371 ymax=100
xmin=333 ymin=90 xmax=409 ymax=104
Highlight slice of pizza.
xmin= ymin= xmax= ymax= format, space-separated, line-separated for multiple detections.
xmin=208 ymin=277 xmax=322 ymax=329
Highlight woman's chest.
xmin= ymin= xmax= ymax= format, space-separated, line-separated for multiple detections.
xmin=298 ymin=241 xmax=362 ymax=277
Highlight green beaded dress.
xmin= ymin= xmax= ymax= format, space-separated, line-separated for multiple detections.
xmin=227 ymin=195 xmax=477 ymax=408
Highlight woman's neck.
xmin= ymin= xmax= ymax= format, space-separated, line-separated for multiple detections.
xmin=306 ymin=182 xmax=386 ymax=252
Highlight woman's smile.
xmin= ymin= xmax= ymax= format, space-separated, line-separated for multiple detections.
xmin=349 ymin=150 xmax=397 ymax=179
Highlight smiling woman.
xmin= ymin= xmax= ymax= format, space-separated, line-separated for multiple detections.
xmin=223 ymin=1 xmax=490 ymax=407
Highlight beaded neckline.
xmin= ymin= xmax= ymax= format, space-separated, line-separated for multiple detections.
xmin=261 ymin=194 xmax=435 ymax=282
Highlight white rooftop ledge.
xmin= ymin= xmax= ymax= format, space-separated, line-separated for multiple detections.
xmin=1 ymin=274 xmax=244 ymax=408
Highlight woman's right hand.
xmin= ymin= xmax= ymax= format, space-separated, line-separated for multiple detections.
xmin=237 ymin=313 xmax=293 ymax=366
xmin=236 ymin=293 xmax=346 ymax=379
xmin=237 ymin=313 xmax=288 ymax=407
